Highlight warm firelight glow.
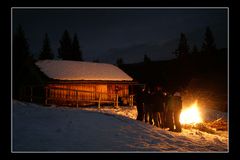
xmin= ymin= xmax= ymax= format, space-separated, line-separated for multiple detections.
xmin=180 ymin=100 xmax=203 ymax=124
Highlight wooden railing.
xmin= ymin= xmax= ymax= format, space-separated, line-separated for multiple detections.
xmin=45 ymin=86 xmax=134 ymax=107
xmin=20 ymin=85 xmax=134 ymax=108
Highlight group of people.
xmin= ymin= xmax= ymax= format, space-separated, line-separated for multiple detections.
xmin=135 ymin=84 xmax=182 ymax=132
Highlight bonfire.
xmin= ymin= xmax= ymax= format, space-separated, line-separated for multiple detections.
xmin=180 ymin=100 xmax=227 ymax=133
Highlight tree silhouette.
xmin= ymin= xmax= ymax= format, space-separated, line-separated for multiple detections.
xmin=58 ymin=30 xmax=73 ymax=60
xmin=173 ymin=33 xmax=189 ymax=58
xmin=201 ymin=26 xmax=216 ymax=54
xmin=72 ymin=33 xmax=83 ymax=61
xmin=116 ymin=58 xmax=124 ymax=66
xmin=191 ymin=45 xmax=199 ymax=55
xmin=13 ymin=25 xmax=30 ymax=64
xmin=144 ymin=54 xmax=151 ymax=63
xmin=13 ymin=25 xmax=47 ymax=99
xmin=13 ymin=25 xmax=30 ymax=98
xmin=39 ymin=33 xmax=54 ymax=60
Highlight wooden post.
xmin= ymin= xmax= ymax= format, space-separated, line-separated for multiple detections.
xmin=98 ymin=93 xmax=101 ymax=109
xmin=76 ymin=90 xmax=78 ymax=108
xmin=115 ymin=93 xmax=118 ymax=108
xmin=130 ymin=95 xmax=133 ymax=107
xmin=45 ymin=87 xmax=48 ymax=105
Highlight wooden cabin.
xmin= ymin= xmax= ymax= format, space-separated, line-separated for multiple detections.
xmin=36 ymin=60 xmax=135 ymax=107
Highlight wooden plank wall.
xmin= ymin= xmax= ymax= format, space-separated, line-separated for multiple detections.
xmin=46 ymin=83 xmax=131 ymax=106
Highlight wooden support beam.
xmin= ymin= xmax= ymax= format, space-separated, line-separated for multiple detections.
xmin=115 ymin=94 xmax=118 ymax=108
xmin=76 ymin=90 xmax=78 ymax=108
xmin=45 ymin=87 xmax=48 ymax=105
xmin=98 ymin=93 xmax=101 ymax=109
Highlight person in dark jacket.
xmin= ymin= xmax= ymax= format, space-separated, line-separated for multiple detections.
xmin=144 ymin=86 xmax=153 ymax=125
xmin=152 ymin=85 xmax=165 ymax=128
xmin=166 ymin=90 xmax=182 ymax=132
xmin=135 ymin=85 xmax=145 ymax=121
xmin=172 ymin=91 xmax=182 ymax=132
xmin=165 ymin=92 xmax=173 ymax=130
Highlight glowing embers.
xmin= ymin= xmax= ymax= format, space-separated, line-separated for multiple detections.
xmin=180 ymin=100 xmax=203 ymax=125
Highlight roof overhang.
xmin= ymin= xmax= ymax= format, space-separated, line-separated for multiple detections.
xmin=47 ymin=79 xmax=137 ymax=85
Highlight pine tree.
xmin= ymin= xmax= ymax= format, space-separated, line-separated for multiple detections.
xmin=144 ymin=54 xmax=151 ymax=63
xmin=72 ymin=33 xmax=83 ymax=61
xmin=173 ymin=33 xmax=189 ymax=58
xmin=13 ymin=25 xmax=30 ymax=65
xmin=13 ymin=25 xmax=30 ymax=98
xmin=191 ymin=45 xmax=199 ymax=54
xmin=116 ymin=58 xmax=124 ymax=66
xmin=201 ymin=26 xmax=216 ymax=54
xmin=13 ymin=25 xmax=47 ymax=99
xmin=58 ymin=30 xmax=73 ymax=60
xmin=39 ymin=33 xmax=54 ymax=60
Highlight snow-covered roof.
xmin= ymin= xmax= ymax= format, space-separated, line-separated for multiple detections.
xmin=36 ymin=60 xmax=133 ymax=81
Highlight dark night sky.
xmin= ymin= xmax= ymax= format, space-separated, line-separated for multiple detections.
xmin=13 ymin=8 xmax=228 ymax=63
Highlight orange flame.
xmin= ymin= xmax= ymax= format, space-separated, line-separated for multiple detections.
xmin=180 ymin=100 xmax=203 ymax=124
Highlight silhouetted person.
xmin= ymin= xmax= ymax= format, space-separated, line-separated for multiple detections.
xmin=162 ymin=91 xmax=168 ymax=128
xmin=151 ymin=90 xmax=159 ymax=127
xmin=166 ymin=91 xmax=182 ymax=132
xmin=152 ymin=85 xmax=165 ymax=128
xmin=172 ymin=91 xmax=182 ymax=132
xmin=144 ymin=86 xmax=153 ymax=125
xmin=135 ymin=86 xmax=145 ymax=121
xmin=165 ymin=93 xmax=174 ymax=131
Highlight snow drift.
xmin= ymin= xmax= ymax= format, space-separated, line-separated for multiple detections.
xmin=12 ymin=100 xmax=228 ymax=152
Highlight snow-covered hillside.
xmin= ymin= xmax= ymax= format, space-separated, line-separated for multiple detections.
xmin=12 ymin=100 xmax=228 ymax=152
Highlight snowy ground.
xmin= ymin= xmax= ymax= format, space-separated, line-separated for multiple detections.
xmin=12 ymin=100 xmax=228 ymax=152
